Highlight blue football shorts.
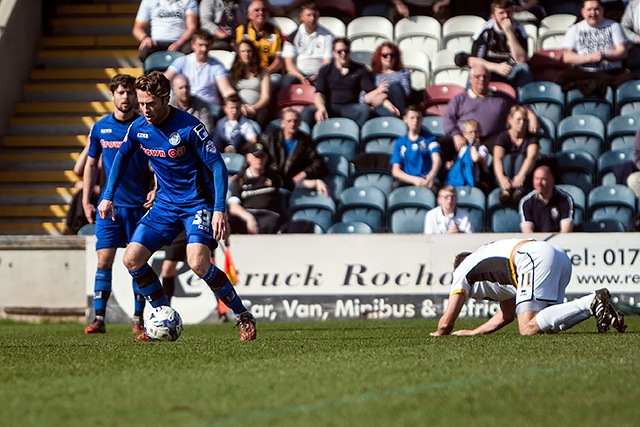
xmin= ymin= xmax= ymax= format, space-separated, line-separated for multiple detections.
xmin=95 ymin=205 xmax=147 ymax=250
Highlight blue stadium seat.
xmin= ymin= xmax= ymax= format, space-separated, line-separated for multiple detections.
xmin=597 ymin=148 xmax=633 ymax=186
xmin=221 ymin=152 xmax=246 ymax=176
xmin=337 ymin=186 xmax=387 ymax=232
xmin=556 ymin=184 xmax=585 ymax=226
xmin=312 ymin=117 xmax=360 ymax=160
xmin=387 ymin=186 xmax=436 ymax=233
xmin=537 ymin=115 xmax=557 ymax=154
xmin=422 ymin=116 xmax=444 ymax=137
xmin=606 ymin=115 xmax=640 ymax=151
xmin=557 ymin=115 xmax=605 ymax=158
xmin=566 ymin=87 xmax=613 ymax=124
xmin=77 ymin=223 xmax=96 ymax=236
xmin=587 ymin=184 xmax=636 ymax=229
xmin=143 ymin=51 xmax=185 ymax=73
xmin=518 ymin=81 xmax=564 ymax=125
xmin=487 ymin=187 xmax=521 ymax=232
xmin=582 ymin=218 xmax=627 ymax=232
xmin=615 ymin=79 xmax=640 ymax=115
xmin=327 ymin=221 xmax=373 ymax=234
xmin=349 ymin=153 xmax=394 ymax=196
xmin=287 ymin=188 xmax=336 ymax=232
xmin=555 ymin=149 xmax=597 ymax=195
xmin=359 ymin=117 xmax=407 ymax=154
xmin=455 ymin=185 xmax=486 ymax=232
xmin=321 ymin=153 xmax=351 ymax=201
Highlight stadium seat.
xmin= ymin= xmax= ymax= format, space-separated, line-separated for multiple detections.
xmin=360 ymin=116 xmax=407 ymax=154
xmin=143 ymin=51 xmax=184 ymax=73
xmin=528 ymin=49 xmax=569 ymax=82
xmin=326 ymin=220 xmax=373 ymax=234
xmin=276 ymin=83 xmax=316 ymax=113
xmin=536 ymin=115 xmax=556 ymax=154
xmin=394 ymin=16 xmax=441 ymax=59
xmin=522 ymin=22 xmax=538 ymax=57
xmin=337 ymin=185 xmax=387 ymax=232
xmin=312 ymin=117 xmax=360 ymax=160
xmin=401 ymin=49 xmax=430 ymax=91
xmin=557 ymin=115 xmax=606 ymax=159
xmin=208 ymin=50 xmax=235 ymax=70
xmin=487 ymin=187 xmax=521 ymax=232
xmin=347 ymin=16 xmax=394 ymax=52
xmin=318 ymin=16 xmax=346 ymax=37
xmin=606 ymin=114 xmax=640 ymax=151
xmin=350 ymin=50 xmax=374 ymax=67
xmin=441 ymin=15 xmax=486 ymax=53
xmin=349 ymin=153 xmax=393 ymax=196
xmin=582 ymin=218 xmax=628 ymax=232
xmin=556 ymin=184 xmax=586 ymax=226
xmin=537 ymin=14 xmax=576 ymax=50
xmin=615 ymin=79 xmax=640 ymax=115
xmin=566 ymin=87 xmax=614 ymax=124
xmin=287 ymin=188 xmax=336 ymax=232
xmin=422 ymin=115 xmax=444 ymax=136
xmin=321 ymin=153 xmax=351 ymax=201
xmin=221 ymin=152 xmax=246 ymax=176
xmin=597 ymin=148 xmax=633 ymax=186
xmin=420 ymin=83 xmax=465 ymax=117
xmin=77 ymin=223 xmax=95 ymax=236
xmin=488 ymin=81 xmax=517 ymax=100
xmin=455 ymin=185 xmax=486 ymax=232
xmin=270 ymin=16 xmax=298 ymax=37
xmin=387 ymin=185 xmax=436 ymax=233
xmin=430 ymin=49 xmax=470 ymax=86
xmin=555 ymin=149 xmax=597 ymax=195
xmin=518 ymin=81 xmax=564 ymax=126
xmin=587 ymin=184 xmax=636 ymax=229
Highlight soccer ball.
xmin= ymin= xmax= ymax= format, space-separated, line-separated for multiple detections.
xmin=144 ymin=306 xmax=183 ymax=341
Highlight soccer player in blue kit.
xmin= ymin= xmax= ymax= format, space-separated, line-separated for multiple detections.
xmin=84 ymin=74 xmax=155 ymax=335
xmin=98 ymin=71 xmax=257 ymax=341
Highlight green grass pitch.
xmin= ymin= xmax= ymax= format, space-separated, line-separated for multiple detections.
xmin=1 ymin=317 xmax=638 ymax=427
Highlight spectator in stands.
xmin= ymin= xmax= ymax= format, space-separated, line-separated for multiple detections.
xmin=63 ymin=144 xmax=101 ymax=235
xmin=260 ymin=108 xmax=329 ymax=194
xmin=199 ymin=0 xmax=251 ymax=51
xmin=229 ymin=40 xmax=272 ymax=128
xmin=513 ymin=0 xmax=546 ymax=21
xmin=625 ymin=128 xmax=640 ymax=197
xmin=443 ymin=119 xmax=489 ymax=189
xmin=442 ymin=64 xmax=538 ymax=164
xmin=301 ymin=37 xmax=394 ymax=127
xmin=519 ymin=164 xmax=574 ymax=232
xmin=391 ymin=105 xmax=443 ymax=190
xmin=133 ymin=0 xmax=199 ymax=63
xmin=281 ymin=2 xmax=334 ymax=87
xmin=556 ymin=0 xmax=634 ymax=97
xmin=466 ymin=0 xmax=533 ymax=88
xmin=215 ymin=94 xmax=259 ymax=153
xmin=228 ymin=143 xmax=284 ymax=234
xmin=170 ymin=74 xmax=214 ymax=133
xmin=539 ymin=0 xmax=581 ymax=15
xmin=354 ymin=0 xmax=391 ymax=17
xmin=165 ymin=30 xmax=237 ymax=119
xmin=365 ymin=42 xmax=411 ymax=117
xmin=236 ymin=1 xmax=284 ymax=83
xmin=493 ymin=105 xmax=539 ymax=205
xmin=390 ymin=0 xmax=454 ymax=24
xmin=424 ymin=185 xmax=475 ymax=233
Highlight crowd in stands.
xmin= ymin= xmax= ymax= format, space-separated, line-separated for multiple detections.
xmin=67 ymin=0 xmax=640 ymax=236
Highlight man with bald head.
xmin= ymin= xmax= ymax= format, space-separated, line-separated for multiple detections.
xmin=170 ymin=74 xmax=214 ymax=132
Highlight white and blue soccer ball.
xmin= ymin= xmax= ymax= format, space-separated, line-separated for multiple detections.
xmin=144 ymin=306 xmax=183 ymax=341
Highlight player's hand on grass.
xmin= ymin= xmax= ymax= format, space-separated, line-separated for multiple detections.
xmin=451 ymin=329 xmax=477 ymax=336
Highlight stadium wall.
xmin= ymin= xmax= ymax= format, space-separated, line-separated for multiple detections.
xmin=1 ymin=233 xmax=640 ymax=323
xmin=0 ymin=0 xmax=41 ymax=136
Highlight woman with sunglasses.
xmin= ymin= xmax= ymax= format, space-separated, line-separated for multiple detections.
xmin=365 ymin=42 xmax=411 ymax=117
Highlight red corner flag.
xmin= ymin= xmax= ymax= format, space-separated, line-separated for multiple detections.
xmin=218 ymin=245 xmax=237 ymax=316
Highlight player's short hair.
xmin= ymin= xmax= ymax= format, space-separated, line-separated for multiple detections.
xmin=110 ymin=74 xmax=135 ymax=93
xmin=135 ymin=71 xmax=171 ymax=100
xmin=192 ymin=29 xmax=214 ymax=44
xmin=453 ymin=252 xmax=472 ymax=269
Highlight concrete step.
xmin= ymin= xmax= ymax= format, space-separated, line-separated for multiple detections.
xmin=2 ymin=135 xmax=86 ymax=149
xmin=35 ymin=49 xmax=140 ymax=69
xmin=30 ymin=67 xmax=142 ymax=82
xmin=0 ymin=170 xmax=78 ymax=184
xmin=0 ymin=160 xmax=76 ymax=172
xmin=8 ymin=117 xmax=101 ymax=135
xmin=16 ymin=101 xmax=115 ymax=115
xmin=56 ymin=3 xmax=139 ymax=16
xmin=41 ymin=35 xmax=139 ymax=49
xmin=21 ymin=83 xmax=111 ymax=102
xmin=0 ymin=185 xmax=75 ymax=205
xmin=51 ymin=17 xmax=134 ymax=36
xmin=0 ymin=220 xmax=66 ymax=235
xmin=0 ymin=204 xmax=69 ymax=218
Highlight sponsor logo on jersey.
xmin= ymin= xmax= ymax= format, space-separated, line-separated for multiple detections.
xmin=169 ymin=132 xmax=181 ymax=146
xmin=194 ymin=124 xmax=209 ymax=141
xmin=137 ymin=132 xmax=149 ymax=139
xmin=100 ymin=128 xmax=112 ymax=134
xmin=100 ymin=139 xmax=123 ymax=148
xmin=205 ymin=140 xmax=218 ymax=154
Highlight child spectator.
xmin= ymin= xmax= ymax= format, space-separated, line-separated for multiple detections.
xmin=215 ymin=94 xmax=258 ymax=153
xmin=424 ymin=185 xmax=475 ymax=234
xmin=444 ymin=119 xmax=489 ymax=190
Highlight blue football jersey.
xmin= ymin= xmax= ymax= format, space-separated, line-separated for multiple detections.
xmin=111 ymin=107 xmax=228 ymax=212
xmin=88 ymin=114 xmax=150 ymax=207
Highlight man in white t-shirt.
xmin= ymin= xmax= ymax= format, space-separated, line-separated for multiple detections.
xmin=165 ymin=30 xmax=236 ymax=119
xmin=281 ymin=2 xmax=334 ymax=87
xmin=556 ymin=0 xmax=634 ymax=95
xmin=133 ymin=0 xmax=199 ymax=62
xmin=423 ymin=185 xmax=474 ymax=234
